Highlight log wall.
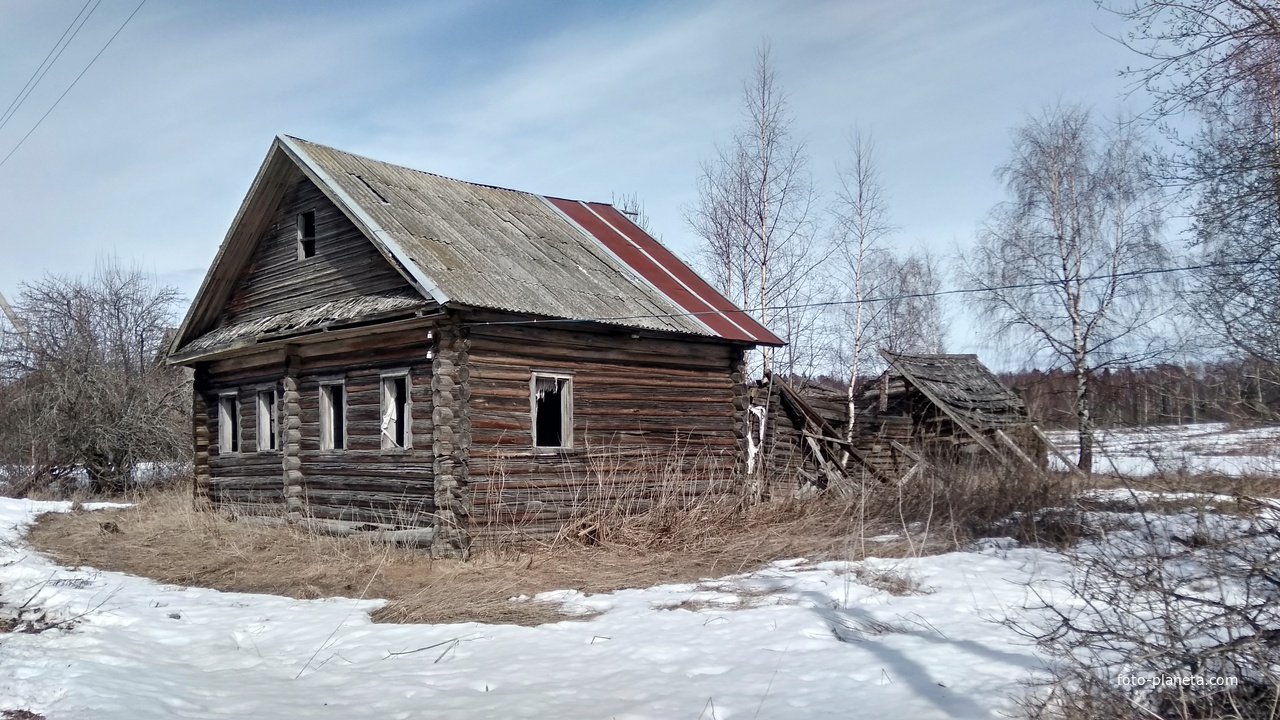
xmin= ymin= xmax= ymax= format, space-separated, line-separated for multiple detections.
xmin=197 ymin=326 xmax=436 ymax=528
xmin=465 ymin=324 xmax=744 ymax=542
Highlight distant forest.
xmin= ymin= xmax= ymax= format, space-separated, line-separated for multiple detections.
xmin=1000 ymin=360 xmax=1280 ymax=429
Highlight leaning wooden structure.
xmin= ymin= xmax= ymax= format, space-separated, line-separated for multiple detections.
xmin=752 ymin=351 xmax=1049 ymax=492
xmin=167 ymin=136 xmax=782 ymax=557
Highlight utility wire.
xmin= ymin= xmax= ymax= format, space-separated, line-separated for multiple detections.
xmin=461 ymin=258 xmax=1270 ymax=329
xmin=0 ymin=0 xmax=100 ymax=132
xmin=0 ymin=0 xmax=147 ymax=172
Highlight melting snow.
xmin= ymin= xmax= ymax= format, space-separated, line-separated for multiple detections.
xmin=0 ymin=499 xmax=1069 ymax=719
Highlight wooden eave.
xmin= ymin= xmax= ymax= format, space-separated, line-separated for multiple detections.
xmin=169 ymin=308 xmax=444 ymax=365
xmin=456 ymin=306 xmax=760 ymax=348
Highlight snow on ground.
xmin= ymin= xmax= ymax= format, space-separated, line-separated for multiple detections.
xmin=0 ymin=499 xmax=1071 ymax=719
xmin=1045 ymin=423 xmax=1280 ymax=477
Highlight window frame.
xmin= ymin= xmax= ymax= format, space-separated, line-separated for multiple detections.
xmin=379 ymin=369 xmax=412 ymax=452
xmin=318 ymin=378 xmax=347 ymax=452
xmin=297 ymin=210 xmax=317 ymax=260
xmin=217 ymin=390 xmax=241 ymax=455
xmin=529 ymin=371 xmax=573 ymax=451
xmin=255 ymin=385 xmax=279 ymax=453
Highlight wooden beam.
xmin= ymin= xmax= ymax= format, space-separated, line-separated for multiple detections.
xmin=994 ymin=429 xmax=1045 ymax=475
xmin=1031 ymin=425 xmax=1089 ymax=480
xmin=888 ymin=439 xmax=922 ymax=465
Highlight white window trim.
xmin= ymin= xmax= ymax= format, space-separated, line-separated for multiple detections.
xmin=318 ymin=378 xmax=346 ymax=451
xmin=217 ymin=390 xmax=240 ymax=455
xmin=530 ymin=371 xmax=574 ymax=451
xmin=255 ymin=385 xmax=279 ymax=453
xmin=380 ymin=369 xmax=412 ymax=451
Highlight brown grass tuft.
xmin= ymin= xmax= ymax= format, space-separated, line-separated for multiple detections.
xmin=25 ymin=458 xmax=1074 ymax=626
xmin=26 ymin=482 xmax=898 ymax=626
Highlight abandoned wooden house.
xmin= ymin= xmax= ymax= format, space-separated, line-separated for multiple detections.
xmin=166 ymin=135 xmax=783 ymax=556
xmin=752 ymin=351 xmax=1049 ymax=491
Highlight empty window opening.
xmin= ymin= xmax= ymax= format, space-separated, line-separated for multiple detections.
xmin=218 ymin=394 xmax=240 ymax=454
xmin=353 ymin=173 xmax=391 ymax=204
xmin=532 ymin=375 xmax=572 ymax=449
xmin=380 ymin=374 xmax=410 ymax=449
xmin=297 ymin=211 xmax=316 ymax=259
xmin=257 ymin=389 xmax=277 ymax=452
xmin=320 ymin=383 xmax=345 ymax=450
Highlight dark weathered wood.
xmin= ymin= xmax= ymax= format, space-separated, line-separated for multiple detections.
xmin=221 ymin=175 xmax=413 ymax=326
xmin=462 ymin=323 xmax=742 ymax=539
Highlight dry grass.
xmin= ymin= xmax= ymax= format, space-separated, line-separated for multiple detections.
xmin=26 ymin=483 xmax=895 ymax=627
xmin=25 ymin=459 xmax=1073 ymax=627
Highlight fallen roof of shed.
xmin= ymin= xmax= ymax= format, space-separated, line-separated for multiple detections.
xmin=878 ymin=350 xmax=1030 ymax=427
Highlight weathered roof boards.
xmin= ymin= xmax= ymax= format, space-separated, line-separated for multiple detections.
xmin=169 ymin=136 xmax=773 ymax=556
xmin=171 ymin=136 xmax=781 ymax=361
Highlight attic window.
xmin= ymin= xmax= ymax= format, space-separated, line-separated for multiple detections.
xmin=297 ymin=211 xmax=316 ymax=259
xmin=531 ymin=373 xmax=572 ymax=449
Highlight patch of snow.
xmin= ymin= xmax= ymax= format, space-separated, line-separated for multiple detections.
xmin=0 ymin=499 xmax=1071 ymax=719
xmin=1046 ymin=424 xmax=1280 ymax=477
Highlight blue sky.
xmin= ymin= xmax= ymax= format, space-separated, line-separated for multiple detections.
xmin=0 ymin=0 xmax=1154 ymax=354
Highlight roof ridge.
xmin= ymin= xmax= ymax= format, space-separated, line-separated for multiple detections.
xmin=281 ymin=135 xmax=614 ymax=204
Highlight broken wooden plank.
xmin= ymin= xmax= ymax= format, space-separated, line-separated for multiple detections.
xmin=1031 ymin=425 xmax=1090 ymax=480
xmin=995 ymin=428 xmax=1044 ymax=475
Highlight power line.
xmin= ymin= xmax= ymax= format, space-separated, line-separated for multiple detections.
xmin=460 ymin=258 xmax=1270 ymax=329
xmin=0 ymin=0 xmax=100 ymax=132
xmin=0 ymin=0 xmax=147 ymax=172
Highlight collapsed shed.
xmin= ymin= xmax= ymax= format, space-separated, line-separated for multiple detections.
xmin=752 ymin=351 xmax=1053 ymax=491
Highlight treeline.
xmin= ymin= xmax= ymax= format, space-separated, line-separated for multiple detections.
xmin=1002 ymin=359 xmax=1280 ymax=429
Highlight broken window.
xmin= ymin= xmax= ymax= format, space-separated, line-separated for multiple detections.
xmin=297 ymin=210 xmax=316 ymax=259
xmin=380 ymin=372 xmax=410 ymax=450
xmin=218 ymin=393 xmax=240 ymax=454
xmin=256 ymin=389 xmax=277 ymax=452
xmin=531 ymin=374 xmax=572 ymax=449
xmin=320 ymin=382 xmax=345 ymax=450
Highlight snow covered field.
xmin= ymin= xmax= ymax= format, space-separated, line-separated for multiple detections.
xmin=0 ymin=499 xmax=1069 ymax=719
xmin=1046 ymin=422 xmax=1280 ymax=477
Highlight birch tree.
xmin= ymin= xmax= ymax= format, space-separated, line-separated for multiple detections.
xmin=961 ymin=106 xmax=1169 ymax=473
xmin=831 ymin=132 xmax=894 ymax=441
xmin=687 ymin=43 xmax=816 ymax=376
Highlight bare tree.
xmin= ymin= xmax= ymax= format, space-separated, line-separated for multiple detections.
xmin=1104 ymin=0 xmax=1280 ymax=117
xmin=1023 ymin=495 xmax=1280 ymax=719
xmin=830 ymin=131 xmax=895 ymax=441
xmin=0 ymin=260 xmax=189 ymax=495
xmin=1107 ymin=2 xmax=1280 ymax=366
xmin=868 ymin=248 xmax=947 ymax=357
xmin=686 ymin=42 xmax=818 ymax=375
xmin=961 ymin=106 xmax=1170 ymax=473
xmin=611 ymin=191 xmax=655 ymax=236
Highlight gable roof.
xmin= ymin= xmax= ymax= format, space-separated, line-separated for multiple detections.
xmin=170 ymin=136 xmax=782 ymax=359
xmin=879 ymin=351 xmax=1030 ymax=428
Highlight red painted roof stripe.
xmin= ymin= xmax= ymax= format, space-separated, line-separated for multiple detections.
xmin=581 ymin=203 xmax=760 ymax=342
xmin=548 ymin=198 xmax=755 ymax=342
xmin=586 ymin=202 xmax=786 ymax=346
